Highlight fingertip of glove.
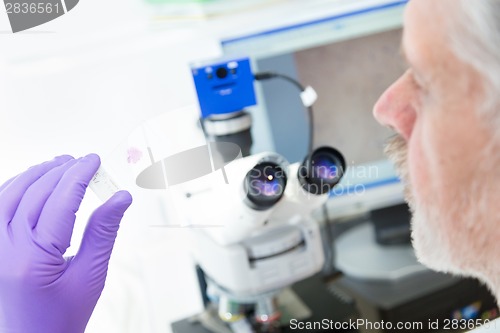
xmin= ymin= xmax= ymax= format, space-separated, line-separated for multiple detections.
xmin=82 ymin=153 xmax=101 ymax=166
xmin=93 ymin=191 xmax=132 ymax=221
xmin=111 ymin=190 xmax=133 ymax=209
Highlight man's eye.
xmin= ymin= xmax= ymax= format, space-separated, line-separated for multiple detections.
xmin=410 ymin=69 xmax=431 ymax=92
xmin=410 ymin=71 xmax=423 ymax=90
xmin=406 ymin=71 xmax=426 ymax=109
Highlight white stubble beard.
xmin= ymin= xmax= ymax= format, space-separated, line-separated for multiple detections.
xmin=386 ymin=135 xmax=481 ymax=274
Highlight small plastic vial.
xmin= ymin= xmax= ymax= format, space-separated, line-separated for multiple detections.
xmin=89 ymin=167 xmax=121 ymax=202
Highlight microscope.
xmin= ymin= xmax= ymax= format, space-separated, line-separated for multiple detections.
xmin=167 ymin=56 xmax=346 ymax=333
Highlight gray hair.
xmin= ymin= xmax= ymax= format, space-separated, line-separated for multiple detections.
xmin=452 ymin=1 xmax=500 ymax=128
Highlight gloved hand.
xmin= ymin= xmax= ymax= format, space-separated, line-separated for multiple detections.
xmin=0 ymin=154 xmax=133 ymax=333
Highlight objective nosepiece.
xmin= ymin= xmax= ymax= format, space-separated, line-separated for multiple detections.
xmin=218 ymin=296 xmax=246 ymax=323
xmin=255 ymin=297 xmax=281 ymax=324
xmin=298 ymin=147 xmax=345 ymax=195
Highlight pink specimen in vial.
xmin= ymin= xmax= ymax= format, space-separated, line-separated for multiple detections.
xmin=127 ymin=147 xmax=143 ymax=164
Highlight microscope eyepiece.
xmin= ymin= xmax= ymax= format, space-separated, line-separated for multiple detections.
xmin=298 ymin=147 xmax=345 ymax=195
xmin=244 ymin=162 xmax=287 ymax=210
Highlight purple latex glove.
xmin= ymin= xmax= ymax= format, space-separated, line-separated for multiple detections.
xmin=0 ymin=154 xmax=133 ymax=333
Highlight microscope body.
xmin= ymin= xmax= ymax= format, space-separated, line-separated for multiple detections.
xmin=183 ymin=159 xmax=328 ymax=297
xmin=171 ymin=149 xmax=342 ymax=332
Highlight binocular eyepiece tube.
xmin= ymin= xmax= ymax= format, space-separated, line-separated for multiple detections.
xmin=244 ymin=147 xmax=345 ymax=210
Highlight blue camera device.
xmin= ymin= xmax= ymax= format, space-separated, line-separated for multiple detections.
xmin=191 ymin=56 xmax=257 ymax=118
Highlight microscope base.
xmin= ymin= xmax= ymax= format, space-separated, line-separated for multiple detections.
xmin=171 ymin=274 xmax=359 ymax=333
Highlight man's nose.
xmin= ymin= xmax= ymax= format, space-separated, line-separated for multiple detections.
xmin=373 ymin=71 xmax=417 ymax=141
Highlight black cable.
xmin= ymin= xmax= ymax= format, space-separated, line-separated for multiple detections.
xmin=254 ymin=71 xmax=314 ymax=157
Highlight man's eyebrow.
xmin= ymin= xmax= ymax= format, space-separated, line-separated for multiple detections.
xmin=399 ymin=42 xmax=422 ymax=73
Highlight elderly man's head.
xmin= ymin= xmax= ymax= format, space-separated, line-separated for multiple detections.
xmin=373 ymin=0 xmax=500 ymax=298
